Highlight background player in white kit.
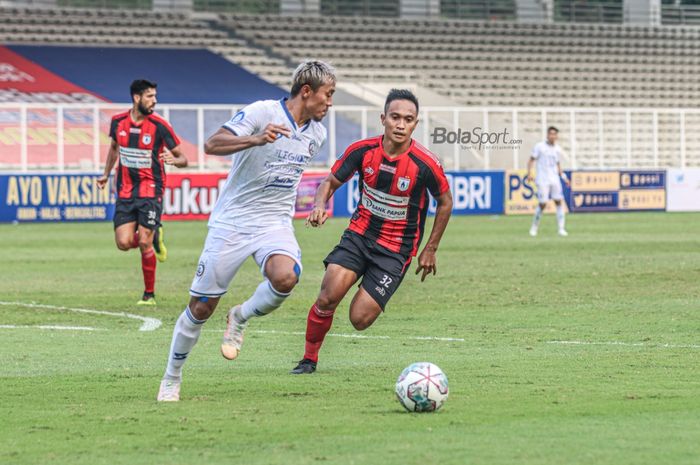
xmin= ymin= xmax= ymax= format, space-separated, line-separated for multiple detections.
xmin=157 ymin=61 xmax=336 ymax=401
xmin=527 ymin=126 xmax=571 ymax=237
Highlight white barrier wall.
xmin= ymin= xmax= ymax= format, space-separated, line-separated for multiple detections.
xmin=667 ymin=169 xmax=700 ymax=212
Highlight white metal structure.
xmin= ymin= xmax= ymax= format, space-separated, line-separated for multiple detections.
xmin=0 ymin=103 xmax=697 ymax=172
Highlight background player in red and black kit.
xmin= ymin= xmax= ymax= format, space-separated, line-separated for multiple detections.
xmin=291 ymin=89 xmax=453 ymax=374
xmin=97 ymin=79 xmax=188 ymax=306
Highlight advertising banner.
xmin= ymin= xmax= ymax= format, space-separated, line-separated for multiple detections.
xmin=0 ymin=173 xmax=114 ymax=222
xmin=667 ymin=168 xmax=700 ymax=212
xmin=162 ymin=171 xmax=332 ymax=221
xmin=1 ymin=171 xmax=332 ymax=223
xmin=569 ymin=170 xmax=665 ymax=213
xmin=504 ymin=169 xmax=570 ymax=215
xmin=332 ymin=171 xmax=504 ymax=217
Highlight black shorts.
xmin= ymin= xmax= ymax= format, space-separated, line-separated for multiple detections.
xmin=323 ymin=230 xmax=412 ymax=310
xmin=113 ymin=197 xmax=162 ymax=230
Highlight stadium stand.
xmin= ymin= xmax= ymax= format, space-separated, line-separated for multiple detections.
xmin=5 ymin=45 xmax=285 ymax=104
xmin=0 ymin=5 xmax=291 ymax=81
xmin=1 ymin=2 xmax=699 ymax=169
xmin=219 ymin=13 xmax=700 ymax=108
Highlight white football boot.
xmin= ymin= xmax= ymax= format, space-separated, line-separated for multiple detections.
xmin=157 ymin=379 xmax=181 ymax=402
xmin=221 ymin=305 xmax=247 ymax=360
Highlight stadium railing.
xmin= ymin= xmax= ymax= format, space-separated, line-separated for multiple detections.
xmin=1 ymin=103 xmax=697 ymax=173
xmin=661 ymin=4 xmax=700 ymax=25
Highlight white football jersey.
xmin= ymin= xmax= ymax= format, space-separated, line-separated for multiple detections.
xmin=531 ymin=141 xmax=562 ymax=184
xmin=208 ymin=98 xmax=327 ymax=233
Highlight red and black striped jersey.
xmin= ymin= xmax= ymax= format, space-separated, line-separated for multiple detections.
xmin=109 ymin=111 xmax=180 ymax=200
xmin=332 ymin=136 xmax=450 ymax=257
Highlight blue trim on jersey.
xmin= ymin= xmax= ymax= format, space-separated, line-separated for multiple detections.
xmin=222 ymin=125 xmax=238 ymax=136
xmin=279 ymin=97 xmax=297 ymax=130
xmin=300 ymin=120 xmax=311 ymax=132
xmin=189 ymin=288 xmax=227 ymax=298
xmin=264 ymin=183 xmax=297 ymax=189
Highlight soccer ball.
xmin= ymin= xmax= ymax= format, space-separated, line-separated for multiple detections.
xmin=395 ymin=362 xmax=449 ymax=412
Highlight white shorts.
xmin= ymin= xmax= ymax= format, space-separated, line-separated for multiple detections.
xmin=189 ymin=226 xmax=302 ymax=298
xmin=536 ymin=181 xmax=564 ymax=203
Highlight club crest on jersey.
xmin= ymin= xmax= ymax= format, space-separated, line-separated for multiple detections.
xmin=397 ymin=177 xmax=411 ymax=192
xmin=308 ymin=140 xmax=319 ymax=157
xmin=142 ymin=134 xmax=152 ymax=145
xmin=230 ymin=110 xmax=245 ymax=124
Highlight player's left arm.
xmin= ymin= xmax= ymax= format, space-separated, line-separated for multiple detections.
xmin=557 ymin=161 xmax=570 ymax=187
xmin=161 ymin=145 xmax=188 ymax=168
xmin=416 ymin=190 xmax=453 ymax=282
xmin=156 ymin=121 xmax=188 ymax=168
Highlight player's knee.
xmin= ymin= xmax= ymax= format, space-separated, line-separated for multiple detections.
xmin=350 ymin=314 xmax=373 ymax=331
xmin=115 ymin=239 xmax=132 ymax=251
xmin=188 ymin=296 xmax=217 ymax=320
xmin=138 ymin=238 xmax=152 ymax=251
xmin=269 ymin=271 xmax=297 ymax=294
xmin=316 ymin=292 xmax=340 ymax=311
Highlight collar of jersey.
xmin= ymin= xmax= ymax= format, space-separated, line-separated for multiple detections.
xmin=129 ymin=110 xmax=146 ymax=127
xmin=380 ymin=135 xmax=415 ymax=161
xmin=279 ymin=98 xmax=311 ymax=133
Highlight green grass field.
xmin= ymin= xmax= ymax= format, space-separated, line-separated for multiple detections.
xmin=1 ymin=212 xmax=699 ymax=465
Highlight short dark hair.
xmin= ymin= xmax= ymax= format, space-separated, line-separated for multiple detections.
xmin=547 ymin=126 xmax=559 ymax=133
xmin=130 ymin=79 xmax=157 ymax=99
xmin=384 ymin=89 xmax=419 ymax=114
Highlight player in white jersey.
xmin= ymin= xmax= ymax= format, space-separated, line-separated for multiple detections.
xmin=157 ymin=60 xmax=336 ymax=401
xmin=527 ymin=126 xmax=571 ymax=237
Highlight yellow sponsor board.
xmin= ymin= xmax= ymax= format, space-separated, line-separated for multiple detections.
xmin=5 ymin=174 xmax=111 ymax=207
xmin=619 ymin=189 xmax=666 ymax=210
xmin=571 ymin=171 xmax=619 ymax=192
xmin=505 ymin=169 xmax=564 ymax=215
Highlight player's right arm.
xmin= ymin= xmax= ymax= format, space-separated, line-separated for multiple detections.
xmin=97 ymin=139 xmax=119 ymax=189
xmin=306 ymin=174 xmax=343 ymax=227
xmin=307 ymin=140 xmax=370 ymax=227
xmin=204 ymin=124 xmax=291 ymax=156
xmin=205 ymin=101 xmax=291 ymax=156
xmin=526 ymin=143 xmax=539 ymax=183
xmin=526 ymin=156 xmax=536 ymax=183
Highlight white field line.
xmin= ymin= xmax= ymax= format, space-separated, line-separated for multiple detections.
xmin=0 ymin=324 xmax=101 ymax=331
xmin=0 ymin=301 xmax=161 ymax=331
xmin=204 ymin=328 xmax=465 ymax=342
xmin=547 ymin=340 xmax=700 ymax=349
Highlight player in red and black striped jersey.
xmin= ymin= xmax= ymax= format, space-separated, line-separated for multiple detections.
xmin=97 ymin=79 xmax=188 ymax=306
xmin=291 ymin=89 xmax=453 ymax=374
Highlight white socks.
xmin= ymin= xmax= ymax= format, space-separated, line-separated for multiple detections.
xmin=163 ymin=306 xmax=206 ymax=381
xmin=556 ymin=204 xmax=566 ymax=230
xmin=532 ymin=205 xmax=543 ymax=228
xmin=239 ymin=280 xmax=290 ymax=322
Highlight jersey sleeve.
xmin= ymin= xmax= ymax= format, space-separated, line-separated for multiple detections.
xmin=157 ymin=120 xmax=181 ymax=150
xmin=531 ymin=143 xmax=541 ymax=159
xmin=331 ymin=143 xmax=367 ymax=182
xmin=222 ymin=100 xmax=266 ymax=137
xmin=109 ymin=116 xmax=119 ymax=142
xmin=425 ymin=160 xmax=450 ymax=198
